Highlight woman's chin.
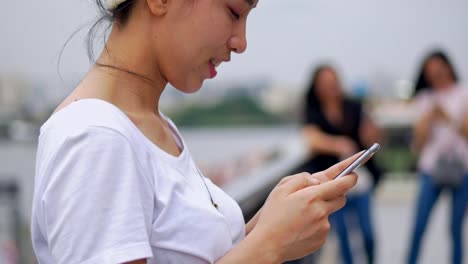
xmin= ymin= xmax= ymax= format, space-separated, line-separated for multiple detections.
xmin=170 ymin=78 xmax=204 ymax=94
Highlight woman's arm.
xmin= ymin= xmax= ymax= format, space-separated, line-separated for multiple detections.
xmin=460 ymin=113 xmax=468 ymax=138
xmin=433 ymin=104 xmax=468 ymax=138
xmin=412 ymin=113 xmax=432 ymax=152
xmin=358 ymin=115 xmax=382 ymax=148
xmin=245 ymin=209 xmax=261 ymax=236
xmin=215 ymin=231 xmax=282 ymax=264
xmin=303 ymin=125 xmax=358 ymax=157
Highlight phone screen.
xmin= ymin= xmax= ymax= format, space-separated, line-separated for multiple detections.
xmin=334 ymin=143 xmax=380 ymax=179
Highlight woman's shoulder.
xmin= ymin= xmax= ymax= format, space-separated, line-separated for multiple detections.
xmin=453 ymin=83 xmax=468 ymax=96
xmin=411 ymin=89 xmax=433 ymax=104
xmin=36 ymin=99 xmax=153 ymax=181
xmin=40 ymin=99 xmax=139 ymax=144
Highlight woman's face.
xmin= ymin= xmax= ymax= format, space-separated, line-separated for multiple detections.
xmin=153 ymin=0 xmax=257 ymax=92
xmin=424 ymin=57 xmax=455 ymax=90
xmin=315 ymin=68 xmax=342 ymax=101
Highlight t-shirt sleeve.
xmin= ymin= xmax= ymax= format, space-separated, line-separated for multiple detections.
xmin=41 ymin=126 xmax=154 ymax=264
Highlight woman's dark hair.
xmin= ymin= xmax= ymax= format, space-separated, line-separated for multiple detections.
xmin=87 ymin=0 xmax=135 ymax=63
xmin=59 ymin=0 xmax=152 ymax=83
xmin=304 ymin=64 xmax=336 ymax=113
xmin=412 ymin=50 xmax=459 ymax=97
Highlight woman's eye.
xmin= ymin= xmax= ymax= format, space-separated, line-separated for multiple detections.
xmin=229 ymin=8 xmax=240 ymax=20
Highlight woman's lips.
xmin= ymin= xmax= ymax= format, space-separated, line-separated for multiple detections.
xmin=209 ymin=61 xmax=217 ymax=78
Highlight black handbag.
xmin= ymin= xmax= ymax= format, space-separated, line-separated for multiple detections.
xmin=431 ymin=154 xmax=465 ymax=188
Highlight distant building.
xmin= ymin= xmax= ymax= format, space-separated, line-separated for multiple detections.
xmin=259 ymin=81 xmax=301 ymax=116
xmin=0 ymin=75 xmax=33 ymax=122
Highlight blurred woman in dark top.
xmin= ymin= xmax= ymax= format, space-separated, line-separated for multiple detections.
xmin=302 ymin=64 xmax=383 ymax=264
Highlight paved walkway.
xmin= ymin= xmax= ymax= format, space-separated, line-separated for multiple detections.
xmin=317 ymin=179 xmax=468 ymax=264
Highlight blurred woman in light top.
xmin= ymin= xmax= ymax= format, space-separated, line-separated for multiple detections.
xmin=407 ymin=50 xmax=468 ymax=264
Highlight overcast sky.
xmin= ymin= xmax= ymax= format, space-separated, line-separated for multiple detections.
xmin=2 ymin=0 xmax=467 ymax=96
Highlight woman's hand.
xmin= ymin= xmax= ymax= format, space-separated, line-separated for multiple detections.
xmin=333 ymin=136 xmax=359 ymax=158
xmin=413 ymin=104 xmax=455 ymax=151
xmin=431 ymin=104 xmax=452 ymax=123
xmin=413 ymin=107 xmax=438 ymax=152
xmin=359 ymin=115 xmax=382 ymax=148
xmin=303 ymin=126 xmax=358 ymax=158
xmin=245 ymin=175 xmax=323 ymax=235
xmin=248 ymin=153 xmax=359 ymax=262
xmin=460 ymin=113 xmax=468 ymax=138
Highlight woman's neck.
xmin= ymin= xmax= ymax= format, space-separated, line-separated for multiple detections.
xmin=90 ymin=23 xmax=167 ymax=114
xmin=320 ymin=97 xmax=343 ymax=126
xmin=321 ymin=97 xmax=342 ymax=113
xmin=433 ymin=80 xmax=456 ymax=93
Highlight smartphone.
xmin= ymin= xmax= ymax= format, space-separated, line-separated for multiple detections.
xmin=334 ymin=143 xmax=380 ymax=179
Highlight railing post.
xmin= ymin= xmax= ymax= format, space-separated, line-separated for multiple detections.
xmin=0 ymin=179 xmax=20 ymax=264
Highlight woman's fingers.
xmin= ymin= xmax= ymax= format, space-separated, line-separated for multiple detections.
xmin=321 ymin=151 xmax=364 ymax=181
xmin=280 ymin=151 xmax=365 ymax=193
xmin=323 ymin=195 xmax=347 ymax=214
xmin=277 ymin=172 xmax=320 ymax=194
xmin=307 ymin=172 xmax=329 ymax=184
xmin=297 ymin=172 xmax=357 ymax=201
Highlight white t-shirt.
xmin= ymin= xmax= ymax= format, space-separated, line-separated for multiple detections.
xmin=31 ymin=99 xmax=246 ymax=264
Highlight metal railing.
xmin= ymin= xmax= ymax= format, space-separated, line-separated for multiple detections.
xmin=0 ymin=179 xmax=21 ymax=264
xmin=223 ymin=135 xmax=310 ymax=221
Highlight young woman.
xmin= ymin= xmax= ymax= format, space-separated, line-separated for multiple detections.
xmin=31 ymin=1 xmax=358 ymax=263
xmin=407 ymin=50 xmax=468 ymax=264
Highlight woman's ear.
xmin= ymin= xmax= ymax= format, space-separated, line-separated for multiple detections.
xmin=146 ymin=0 xmax=169 ymax=16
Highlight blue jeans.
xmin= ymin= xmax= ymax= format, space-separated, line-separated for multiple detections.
xmin=407 ymin=173 xmax=468 ymax=264
xmin=331 ymin=191 xmax=375 ymax=264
